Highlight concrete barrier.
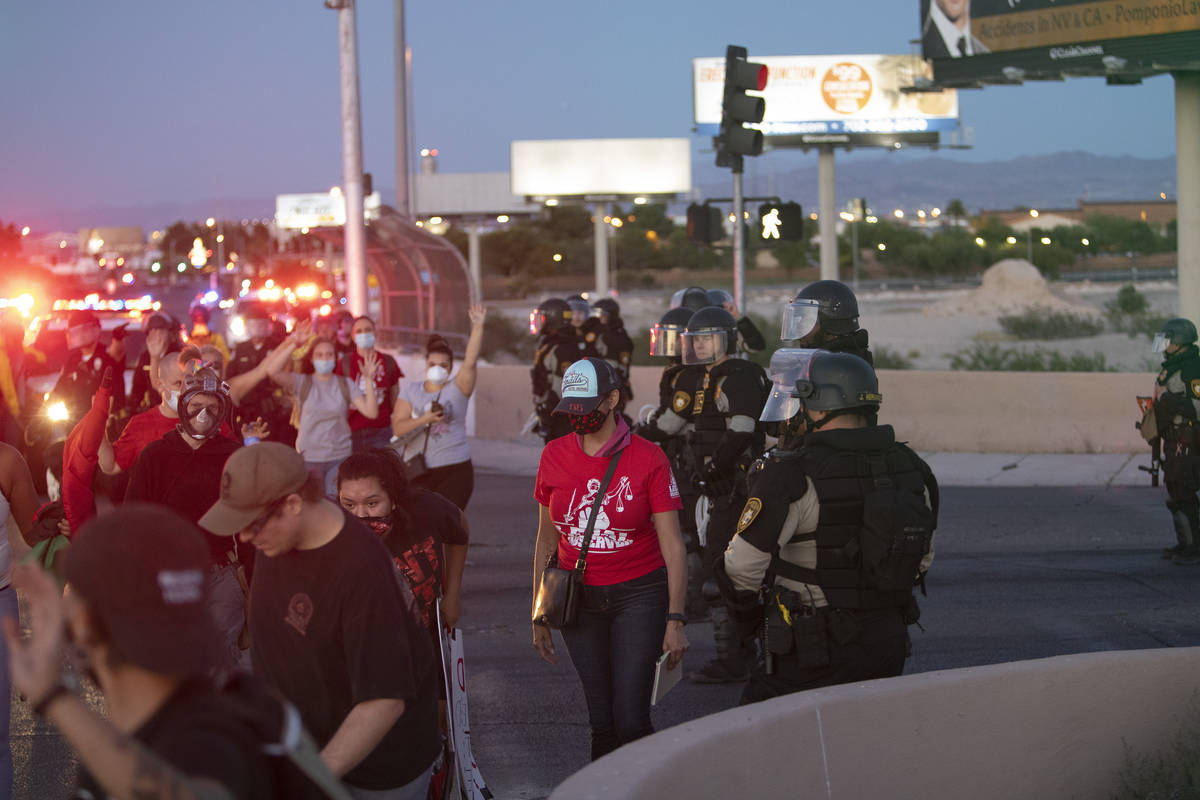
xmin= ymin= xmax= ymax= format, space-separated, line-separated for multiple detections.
xmin=474 ymin=366 xmax=1157 ymax=453
xmin=552 ymin=647 xmax=1200 ymax=800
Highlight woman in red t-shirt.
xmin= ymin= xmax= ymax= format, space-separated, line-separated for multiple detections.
xmin=531 ymin=358 xmax=689 ymax=762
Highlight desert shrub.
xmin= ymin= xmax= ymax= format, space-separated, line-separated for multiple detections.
xmin=480 ymin=313 xmax=533 ymax=362
xmin=948 ymin=342 xmax=1114 ymax=372
xmin=873 ymin=346 xmax=915 ymax=370
xmin=998 ymin=309 xmax=1105 ymax=340
xmin=1107 ymin=284 xmax=1150 ymax=316
xmin=1114 ymin=696 xmax=1200 ymax=799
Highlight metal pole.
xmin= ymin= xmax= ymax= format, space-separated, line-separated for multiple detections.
xmin=467 ymin=223 xmax=482 ymax=303
xmin=392 ymin=0 xmax=410 ymax=217
xmin=336 ymin=0 xmax=369 ymax=317
xmin=593 ymin=202 xmax=609 ymax=297
xmin=1176 ymin=71 xmax=1200 ymax=323
xmin=818 ymin=145 xmax=838 ymax=280
xmin=1027 ymin=228 xmax=1033 ymax=266
xmin=214 ymin=218 xmax=224 ymax=295
xmin=851 ymin=218 xmax=859 ymax=289
xmin=732 ymin=170 xmax=745 ymax=312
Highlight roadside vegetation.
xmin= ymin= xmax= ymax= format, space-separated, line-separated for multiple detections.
xmin=1113 ymin=697 xmax=1200 ymax=799
xmin=948 ymin=342 xmax=1114 ymax=372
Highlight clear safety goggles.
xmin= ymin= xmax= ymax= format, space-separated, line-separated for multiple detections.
xmin=681 ymin=330 xmax=729 ymax=366
xmin=1152 ymin=333 xmax=1169 ymax=353
xmin=759 ymin=348 xmax=819 ymax=422
xmin=780 ymin=299 xmax=821 ymax=342
xmin=649 ymin=324 xmax=684 ymax=358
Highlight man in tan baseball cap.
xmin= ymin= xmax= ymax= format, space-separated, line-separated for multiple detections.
xmin=201 ymin=442 xmax=442 ymax=795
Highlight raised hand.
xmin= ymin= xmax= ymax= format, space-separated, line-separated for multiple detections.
xmin=289 ymin=319 xmax=312 ymax=346
xmin=361 ymin=349 xmax=380 ymax=379
xmin=145 ymin=328 xmax=169 ymax=358
xmin=242 ymin=417 xmax=270 ymax=441
xmin=468 ymin=304 xmax=487 ymax=328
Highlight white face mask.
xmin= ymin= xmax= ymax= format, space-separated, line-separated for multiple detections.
xmin=426 ymin=365 xmax=450 ymax=385
xmin=165 ymin=390 xmax=180 ymax=413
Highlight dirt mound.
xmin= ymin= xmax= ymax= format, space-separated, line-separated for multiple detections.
xmin=923 ymin=259 xmax=1099 ymax=317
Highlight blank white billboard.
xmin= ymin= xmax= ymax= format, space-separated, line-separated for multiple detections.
xmin=693 ymin=54 xmax=958 ymax=137
xmin=275 ymin=191 xmax=382 ymax=230
xmin=511 ymin=138 xmax=691 ymax=198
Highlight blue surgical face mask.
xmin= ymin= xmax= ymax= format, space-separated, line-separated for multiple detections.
xmin=313 ymin=358 xmax=336 ymax=375
xmin=355 ymin=332 xmax=375 ymax=349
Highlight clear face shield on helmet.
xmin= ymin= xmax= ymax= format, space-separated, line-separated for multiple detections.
xmin=681 ymin=330 xmax=729 ymax=365
xmin=566 ymin=300 xmax=591 ymax=325
xmin=780 ymin=299 xmax=821 ymax=342
xmin=759 ymin=349 xmax=820 ymax=422
xmin=1152 ymin=333 xmax=1170 ymax=353
xmin=649 ymin=324 xmax=684 ymax=358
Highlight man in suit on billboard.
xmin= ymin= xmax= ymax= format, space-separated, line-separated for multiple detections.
xmin=922 ymin=0 xmax=990 ymax=58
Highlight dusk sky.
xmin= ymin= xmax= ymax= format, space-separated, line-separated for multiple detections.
xmin=1 ymin=1 xmax=1179 ymax=230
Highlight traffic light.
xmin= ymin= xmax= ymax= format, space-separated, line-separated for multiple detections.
xmin=758 ymin=202 xmax=805 ymax=243
xmin=715 ymin=45 xmax=768 ymax=172
xmin=363 ymin=172 xmax=373 ymax=196
xmin=687 ymin=204 xmax=722 ymax=244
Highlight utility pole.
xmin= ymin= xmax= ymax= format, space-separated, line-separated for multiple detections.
xmin=393 ymin=0 xmax=410 ymax=217
xmin=331 ymin=0 xmax=368 ymax=317
xmin=732 ymin=171 xmax=745 ymax=312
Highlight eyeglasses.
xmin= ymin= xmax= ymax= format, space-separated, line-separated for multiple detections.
xmin=244 ymin=496 xmax=289 ymax=536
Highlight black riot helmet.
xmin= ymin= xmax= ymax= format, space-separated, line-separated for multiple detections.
xmin=670 ymin=286 xmax=710 ymax=312
xmin=649 ymin=306 xmax=693 ymax=358
xmin=782 ymin=279 xmax=861 ymax=342
xmin=530 ymin=298 xmax=571 ymax=336
xmin=565 ymin=294 xmax=591 ymax=326
xmin=706 ymin=289 xmax=734 ymax=309
xmin=177 ymin=363 xmax=232 ymax=440
xmin=760 ymin=349 xmax=881 ymax=432
xmin=1154 ymin=318 xmax=1199 ymax=353
xmin=592 ymin=297 xmax=621 ymax=323
xmin=682 ymin=306 xmax=738 ymax=365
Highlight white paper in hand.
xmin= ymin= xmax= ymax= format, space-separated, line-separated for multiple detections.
xmin=651 ymin=652 xmax=682 ymax=706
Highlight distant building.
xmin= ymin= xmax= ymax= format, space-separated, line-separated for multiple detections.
xmin=977 ymin=199 xmax=1176 ymax=233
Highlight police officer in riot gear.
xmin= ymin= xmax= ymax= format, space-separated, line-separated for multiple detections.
xmin=671 ymin=286 xmax=711 ymax=313
xmin=718 ymin=349 xmax=937 ymax=703
xmin=676 ymin=306 xmax=770 ymax=683
xmin=565 ymin=294 xmax=603 ymax=360
xmin=530 ymin=298 xmax=577 ymax=443
xmin=1149 ymin=318 xmax=1200 ymax=564
xmin=592 ymin=298 xmax=634 ymax=407
xmin=707 ymin=288 xmax=767 ymax=355
xmin=635 ymin=305 xmax=707 ymax=618
xmin=781 ymin=279 xmax=873 ymax=364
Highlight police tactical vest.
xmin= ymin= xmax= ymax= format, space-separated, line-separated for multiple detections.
xmin=771 ymin=435 xmax=935 ymax=611
xmin=682 ymin=359 xmax=768 ymax=461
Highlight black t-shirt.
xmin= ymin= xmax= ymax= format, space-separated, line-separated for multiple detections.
xmin=74 ymin=678 xmax=273 ymax=799
xmin=250 ymin=510 xmax=440 ymax=791
xmin=53 ymin=347 xmax=125 ymax=421
xmin=381 ymin=488 xmax=469 ymax=633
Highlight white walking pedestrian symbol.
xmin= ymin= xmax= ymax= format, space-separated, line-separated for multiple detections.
xmin=761 ymin=208 xmax=781 ymax=240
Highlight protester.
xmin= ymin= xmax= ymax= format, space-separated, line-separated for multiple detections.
xmin=393 ymin=306 xmax=485 ymax=510
xmin=260 ymin=333 xmax=379 ymax=497
xmin=337 ymin=448 xmax=469 ymax=634
xmin=3 ymin=506 xmax=277 ymax=799
xmin=99 ymin=352 xmax=186 ymax=476
xmin=0 ymin=443 xmax=40 ymax=800
xmin=201 ymin=443 xmax=442 ymax=798
xmin=340 ymin=316 xmax=403 ymax=454
xmin=124 ymin=363 xmax=249 ymax=670
xmin=531 ymin=358 xmax=689 ymax=761
xmin=227 ymin=302 xmax=292 ymax=446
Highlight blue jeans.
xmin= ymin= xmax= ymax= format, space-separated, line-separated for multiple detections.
xmin=561 ymin=567 xmax=668 ymax=761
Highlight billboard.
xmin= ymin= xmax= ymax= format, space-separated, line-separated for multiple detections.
xmin=920 ymin=0 xmax=1200 ymax=84
xmin=510 ymin=138 xmax=691 ymax=198
xmin=692 ymin=54 xmax=959 ymax=143
xmin=275 ymin=191 xmax=382 ymax=230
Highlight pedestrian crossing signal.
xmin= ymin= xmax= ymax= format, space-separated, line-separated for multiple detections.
xmin=687 ymin=204 xmax=723 ymax=244
xmin=758 ymin=202 xmax=804 ymax=243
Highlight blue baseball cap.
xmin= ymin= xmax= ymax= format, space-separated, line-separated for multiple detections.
xmin=554 ymin=357 xmax=621 ymax=415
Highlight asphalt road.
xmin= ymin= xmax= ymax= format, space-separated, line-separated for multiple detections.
xmin=12 ymin=476 xmax=1200 ymax=799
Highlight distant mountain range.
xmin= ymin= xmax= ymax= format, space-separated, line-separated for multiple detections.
xmin=21 ymin=151 xmax=1177 ymax=233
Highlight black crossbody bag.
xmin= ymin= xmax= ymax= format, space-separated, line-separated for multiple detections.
xmin=532 ymin=449 xmax=623 ymax=629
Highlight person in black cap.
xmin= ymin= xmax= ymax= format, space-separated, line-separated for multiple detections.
xmin=52 ymin=309 xmax=124 ymax=421
xmin=592 ymin=298 xmax=635 ymax=410
xmin=3 ymin=505 xmax=277 ymax=799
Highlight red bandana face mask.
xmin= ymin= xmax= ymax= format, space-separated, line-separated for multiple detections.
xmin=569 ymin=407 xmax=609 ymax=435
xmin=361 ymin=514 xmax=393 ymax=536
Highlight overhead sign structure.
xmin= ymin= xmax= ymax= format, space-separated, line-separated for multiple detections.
xmin=275 ymin=191 xmax=383 ymax=230
xmin=510 ymin=138 xmax=691 ymax=198
xmin=920 ymin=0 xmax=1200 ymax=85
xmin=694 ymin=54 xmax=959 ymax=146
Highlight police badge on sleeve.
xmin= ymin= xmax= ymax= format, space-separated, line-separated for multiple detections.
xmin=736 ymin=498 xmax=762 ymax=535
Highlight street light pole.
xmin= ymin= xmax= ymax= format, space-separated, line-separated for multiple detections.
xmin=331 ymin=0 xmax=369 ymax=317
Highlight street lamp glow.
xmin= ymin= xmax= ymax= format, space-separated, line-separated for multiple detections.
xmin=917 ymin=210 xmax=927 ymax=220
xmin=59 ymin=240 xmax=67 ymax=248
xmin=1081 ymin=238 xmax=1090 ymax=246
xmin=206 ymin=217 xmax=216 ymax=228
xmin=877 ymin=243 xmax=887 ymax=251
xmin=809 ymin=212 xmax=819 ymax=221
xmin=893 ymin=209 xmax=904 ymax=219
xmin=1029 ymin=209 xmax=1039 ymax=218
xmin=1006 ymin=236 xmax=1017 ymax=245
xmin=839 ymin=212 xmax=855 ymax=222
xmin=1161 ymin=192 xmax=1167 ymax=200
xmin=429 ymin=216 xmax=443 ymax=225
xmin=975 ymin=237 xmax=986 ymax=247
xmin=20 ymin=226 xmax=30 ymax=236
xmin=931 ymin=208 xmax=941 ymax=217
xmin=552 ymin=253 xmax=563 ymax=262
xmin=611 ymin=218 xmax=623 ymax=228
xmin=330 ymin=186 xmax=342 ymax=196
xmin=216 ymin=234 xmax=224 ymax=243
xmin=300 ymin=227 xmax=310 ymax=235
xmin=1040 ymin=237 xmax=1052 ymax=245
xmin=544 ymin=198 xmax=559 ymax=207
xmin=633 ymin=197 xmax=647 ymax=205
xmin=496 ymin=215 xmax=509 ymax=223
xmin=866 ymin=215 xmax=878 ymax=224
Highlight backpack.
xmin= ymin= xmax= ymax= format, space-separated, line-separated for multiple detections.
xmin=855 ymin=452 xmax=936 ymax=594
xmin=290 ymin=374 xmax=352 ymax=431
xmin=216 ymin=673 xmax=352 ymax=800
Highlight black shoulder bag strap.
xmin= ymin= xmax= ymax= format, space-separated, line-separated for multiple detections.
xmin=418 ymin=388 xmax=444 ymax=460
xmin=573 ymin=449 xmax=624 ymax=576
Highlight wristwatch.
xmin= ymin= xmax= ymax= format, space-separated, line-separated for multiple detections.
xmin=666 ymin=613 xmax=687 ymax=625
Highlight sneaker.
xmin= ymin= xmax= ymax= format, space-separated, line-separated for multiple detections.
xmin=1163 ymin=545 xmax=1185 ymax=559
xmin=688 ymin=658 xmax=749 ymax=684
xmin=1172 ymin=549 xmax=1200 ymax=565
